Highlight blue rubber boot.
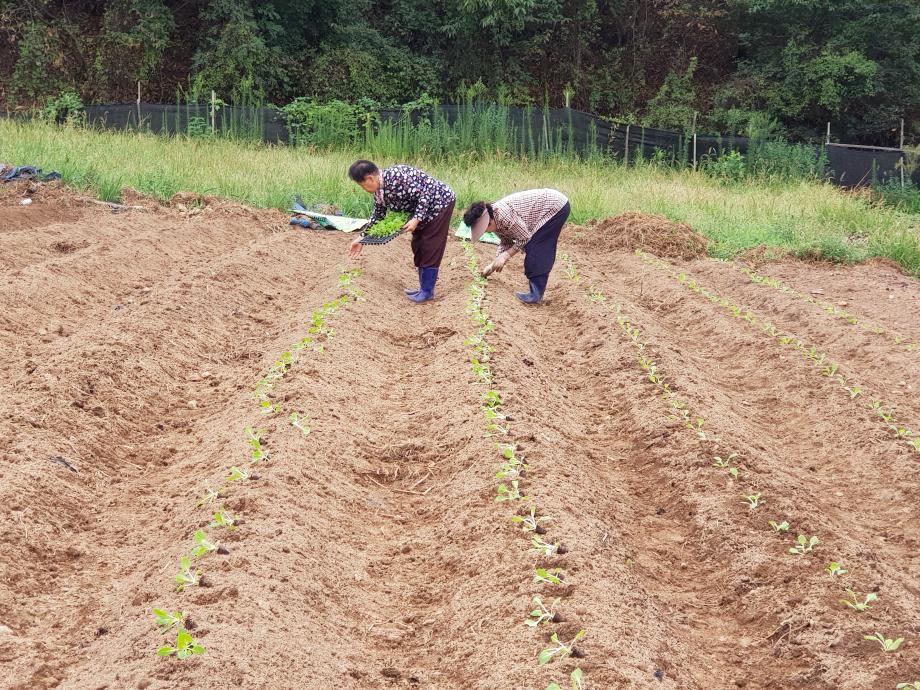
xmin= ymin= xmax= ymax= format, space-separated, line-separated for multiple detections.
xmin=515 ymin=275 xmax=547 ymax=304
xmin=407 ymin=267 xmax=438 ymax=303
xmin=404 ymin=267 xmax=423 ymax=295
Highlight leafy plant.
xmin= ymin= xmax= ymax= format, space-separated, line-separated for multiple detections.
xmin=495 ymin=480 xmax=525 ymax=502
xmin=845 ymin=385 xmax=862 ymax=399
xmin=530 ymin=536 xmax=561 ymax=557
xmin=743 ymin=493 xmax=763 ymax=510
xmin=789 ymin=534 xmax=818 ymax=555
xmin=152 ymin=609 xmax=184 ymax=631
xmin=245 ymin=426 xmax=269 ymax=463
xmin=511 ymin=505 xmax=552 ymax=533
xmin=538 ymin=629 xmax=585 ymax=665
xmin=863 ymin=631 xmax=903 ymax=652
xmin=712 ymin=453 xmax=737 ymax=468
xmin=210 ymin=508 xmax=235 ymax=529
xmin=191 ymin=530 xmax=219 ymax=557
xmin=196 ymin=484 xmax=220 ymax=507
xmin=365 ymin=211 xmax=410 ymax=238
xmin=227 ymin=465 xmax=251 ymax=481
xmin=533 ymin=567 xmax=566 ymax=586
xmin=896 ymin=682 xmax=920 ymax=689
xmin=288 ymin=411 xmax=311 ymax=435
xmin=175 ymin=556 xmax=200 ymax=592
xmin=826 ymin=562 xmax=847 ymax=576
xmin=526 ymin=595 xmax=560 ymax=627
xmin=769 ymin=520 xmax=790 ymax=532
xmin=840 ymin=589 xmax=877 ymax=612
xmin=157 ymin=629 xmax=204 ymax=659
xmin=546 ymin=667 xmax=584 ymax=690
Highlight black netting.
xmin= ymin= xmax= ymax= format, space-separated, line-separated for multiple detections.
xmin=825 ymin=144 xmax=904 ymax=187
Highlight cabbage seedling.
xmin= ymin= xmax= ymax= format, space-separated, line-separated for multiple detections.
xmin=533 ymin=567 xmax=566 ymax=586
xmin=210 ymin=508 xmax=235 ymax=529
xmin=826 ymin=562 xmax=847 ymax=576
xmin=511 ymin=506 xmax=552 ymax=533
xmin=743 ymin=493 xmax=763 ymax=510
xmin=530 ymin=536 xmax=561 ymax=557
xmin=495 ymin=481 xmax=525 ymax=502
xmin=245 ymin=427 xmax=268 ymax=464
xmin=152 ymin=609 xmax=184 ymax=631
xmin=365 ymin=211 xmax=410 ymax=238
xmin=526 ymin=595 xmax=561 ymax=627
xmin=789 ymin=534 xmax=818 ymax=555
xmin=897 ymin=683 xmax=920 ymax=689
xmin=191 ymin=530 xmax=219 ymax=557
xmin=538 ymin=629 xmax=585 ymax=665
xmin=195 ymin=484 xmax=220 ymax=508
xmin=845 ymin=385 xmax=862 ymax=399
xmin=157 ymin=629 xmax=204 ymax=660
xmin=769 ymin=520 xmax=790 ymax=532
xmin=175 ymin=556 xmax=200 ymax=592
xmin=288 ymin=412 xmax=310 ymax=435
xmin=712 ymin=453 xmax=737 ymax=468
xmin=840 ymin=589 xmax=877 ymax=612
xmin=546 ymin=668 xmax=584 ymax=690
xmin=889 ymin=425 xmax=912 ymax=439
xmin=908 ymin=438 xmax=920 ymax=452
xmin=227 ymin=465 xmax=251 ymax=481
xmin=863 ymin=632 xmax=903 ymax=652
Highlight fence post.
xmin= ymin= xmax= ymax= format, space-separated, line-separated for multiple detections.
xmin=625 ymin=124 xmax=630 ymax=166
xmin=900 ymin=117 xmax=906 ymax=188
xmin=136 ymin=81 xmax=141 ymax=128
xmin=211 ymin=90 xmax=217 ymax=136
xmin=826 ymin=122 xmax=831 ymax=145
xmin=692 ymin=111 xmax=698 ymax=171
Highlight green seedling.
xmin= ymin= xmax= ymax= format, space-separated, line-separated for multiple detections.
xmin=826 ymin=562 xmax=847 ymax=576
xmin=195 ymin=484 xmax=219 ymax=508
xmin=227 ymin=465 xmax=250 ymax=481
xmin=259 ymin=399 xmax=280 ymax=415
xmin=822 ymin=364 xmax=839 ymax=377
xmin=495 ymin=481 xmax=525 ymax=502
xmin=288 ymin=411 xmax=311 ymax=435
xmin=152 ymin=608 xmax=184 ymax=631
xmin=191 ymin=530 xmax=219 ymax=557
xmin=530 ymin=536 xmax=561 ymax=557
xmin=209 ymin=508 xmax=235 ymax=529
xmin=897 ymin=683 xmax=920 ymax=689
xmin=712 ymin=453 xmax=738 ymax=468
xmin=546 ymin=668 xmax=584 ymax=690
xmin=365 ymin=211 xmax=410 ymax=237
xmin=538 ymin=629 xmax=585 ymax=665
xmin=908 ymin=438 xmax=920 ymax=452
xmin=589 ymin=287 xmax=605 ymax=302
xmin=840 ymin=589 xmax=877 ymax=612
xmin=769 ymin=520 xmax=790 ymax=532
xmin=496 ymin=462 xmax=524 ymax=481
xmin=685 ymin=417 xmax=706 ymax=440
xmin=246 ymin=427 xmax=268 ymax=464
xmin=511 ymin=506 xmax=552 ymax=533
xmin=157 ymin=629 xmax=204 ymax=660
xmin=526 ymin=595 xmax=561 ymax=627
xmin=175 ymin=556 xmax=200 ymax=592
xmin=789 ymin=534 xmax=819 ymax=555
xmin=889 ymin=425 xmax=912 ymax=439
xmin=845 ymin=385 xmax=862 ymax=399
xmin=483 ymin=422 xmax=508 ymax=437
xmin=533 ymin=567 xmax=566 ymax=586
xmin=743 ymin=493 xmax=763 ymax=510
xmin=863 ymin=632 xmax=903 ymax=652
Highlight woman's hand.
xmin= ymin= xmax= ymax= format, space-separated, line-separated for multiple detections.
xmin=349 ymin=236 xmax=363 ymax=258
xmin=401 ymin=218 xmax=420 ymax=233
xmin=493 ymin=252 xmax=509 ymax=272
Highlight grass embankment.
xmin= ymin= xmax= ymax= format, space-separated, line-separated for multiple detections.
xmin=1 ymin=119 xmax=918 ymax=274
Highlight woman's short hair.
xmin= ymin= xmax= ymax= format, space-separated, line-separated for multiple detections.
xmin=348 ymin=160 xmax=380 ymax=182
xmin=463 ymin=201 xmax=492 ymax=227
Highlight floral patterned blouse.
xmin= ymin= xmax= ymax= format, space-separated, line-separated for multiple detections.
xmin=367 ymin=164 xmax=455 ymax=229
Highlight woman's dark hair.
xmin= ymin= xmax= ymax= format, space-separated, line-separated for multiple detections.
xmin=463 ymin=201 xmax=493 ymax=227
xmin=348 ymin=159 xmax=380 ymax=183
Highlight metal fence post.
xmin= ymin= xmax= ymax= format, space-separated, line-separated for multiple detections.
xmin=692 ymin=111 xmax=698 ymax=171
xmin=900 ymin=118 xmax=906 ymax=188
xmin=625 ymin=124 xmax=630 ymax=166
xmin=211 ymin=90 xmax=217 ymax=136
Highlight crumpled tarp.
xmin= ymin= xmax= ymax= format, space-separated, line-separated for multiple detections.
xmin=1 ymin=165 xmax=62 ymax=183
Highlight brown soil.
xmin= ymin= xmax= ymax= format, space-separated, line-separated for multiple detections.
xmin=2 ymin=193 xmax=919 ymax=690
xmin=568 ymin=210 xmax=709 ymax=260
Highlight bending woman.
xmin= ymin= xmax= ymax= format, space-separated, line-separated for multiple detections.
xmin=348 ymin=160 xmax=456 ymax=303
xmin=463 ymin=189 xmax=570 ymax=304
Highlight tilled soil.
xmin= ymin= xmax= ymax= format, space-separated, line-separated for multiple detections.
xmin=2 ymin=188 xmax=918 ymax=689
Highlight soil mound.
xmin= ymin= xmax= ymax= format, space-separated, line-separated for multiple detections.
xmin=569 ymin=210 xmax=708 ymax=260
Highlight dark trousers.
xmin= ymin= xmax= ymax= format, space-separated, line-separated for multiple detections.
xmin=411 ymin=200 xmax=455 ymax=268
xmin=523 ymin=202 xmax=570 ymax=293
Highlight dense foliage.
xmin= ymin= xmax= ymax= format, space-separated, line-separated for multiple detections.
xmin=0 ymin=0 xmax=917 ymax=143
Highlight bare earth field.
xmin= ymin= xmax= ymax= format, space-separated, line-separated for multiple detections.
xmin=1 ymin=183 xmax=918 ymax=690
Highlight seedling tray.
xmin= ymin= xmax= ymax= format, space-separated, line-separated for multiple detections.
xmin=359 ymin=231 xmax=402 ymax=245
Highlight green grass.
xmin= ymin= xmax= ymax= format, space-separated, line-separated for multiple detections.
xmin=2 ymin=119 xmax=918 ymax=275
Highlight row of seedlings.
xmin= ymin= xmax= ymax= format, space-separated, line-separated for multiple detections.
xmin=731 ymin=262 xmax=917 ymax=353
xmin=559 ymin=252 xmax=915 ymax=686
xmin=151 ymin=269 xmax=364 ymax=660
xmin=636 ymin=251 xmax=920 ymax=455
xmin=462 ymin=242 xmax=586 ymax=690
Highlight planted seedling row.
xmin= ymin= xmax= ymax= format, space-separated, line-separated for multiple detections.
xmin=150 ymin=269 xmax=364 ymax=661
xmin=636 ymin=251 xmax=920 ymax=456
xmin=732 ymin=262 xmax=917 ymax=353
xmin=559 ymin=252 xmax=912 ymax=680
xmin=462 ymin=242 xmax=586 ymax=689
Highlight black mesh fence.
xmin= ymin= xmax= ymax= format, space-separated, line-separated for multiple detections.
xmin=6 ymin=102 xmax=916 ymax=188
